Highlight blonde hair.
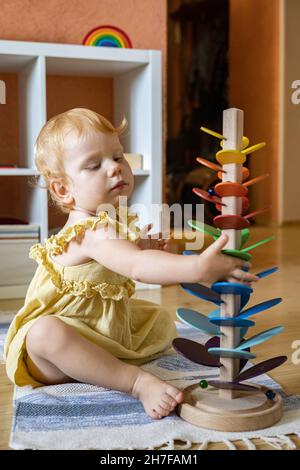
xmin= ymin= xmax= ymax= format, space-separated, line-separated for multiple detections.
xmin=34 ymin=108 xmax=127 ymax=214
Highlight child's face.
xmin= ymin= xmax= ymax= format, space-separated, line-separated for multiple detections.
xmin=62 ymin=128 xmax=134 ymax=212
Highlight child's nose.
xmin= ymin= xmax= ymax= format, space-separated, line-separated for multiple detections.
xmin=107 ymin=160 xmax=122 ymax=177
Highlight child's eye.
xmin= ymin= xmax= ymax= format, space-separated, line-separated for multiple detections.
xmin=114 ymin=155 xmax=124 ymax=162
xmin=87 ymin=163 xmax=101 ymax=170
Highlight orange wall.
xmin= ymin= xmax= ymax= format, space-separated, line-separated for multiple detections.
xmin=229 ymin=0 xmax=280 ymax=223
xmin=0 ymin=0 xmax=167 ymax=50
xmin=281 ymin=0 xmax=300 ymax=223
xmin=0 ymin=0 xmax=167 ymax=227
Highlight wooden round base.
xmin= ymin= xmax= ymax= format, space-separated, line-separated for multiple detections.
xmin=177 ymin=384 xmax=283 ymax=432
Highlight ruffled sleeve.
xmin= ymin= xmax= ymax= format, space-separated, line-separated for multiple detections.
xmin=29 ymin=243 xmax=136 ymax=300
xmin=27 ymin=208 xmax=141 ymax=300
xmin=45 ymin=208 xmax=141 ymax=257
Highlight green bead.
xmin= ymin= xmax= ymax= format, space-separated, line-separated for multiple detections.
xmin=199 ymin=380 xmax=208 ymax=389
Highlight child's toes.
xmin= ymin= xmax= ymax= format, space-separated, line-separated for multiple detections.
xmin=162 ymin=394 xmax=178 ymax=410
xmin=162 ymin=398 xmax=175 ymax=411
xmin=156 ymin=405 xmax=171 ymax=417
xmin=150 ymin=409 xmax=161 ymax=420
xmin=166 ymin=386 xmax=184 ymax=404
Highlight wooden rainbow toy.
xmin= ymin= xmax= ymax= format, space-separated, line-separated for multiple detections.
xmin=82 ymin=25 xmax=132 ymax=48
xmin=173 ymin=108 xmax=286 ymax=431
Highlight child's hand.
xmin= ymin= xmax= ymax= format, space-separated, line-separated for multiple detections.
xmin=197 ymin=234 xmax=259 ymax=285
xmin=137 ymin=224 xmax=173 ymax=252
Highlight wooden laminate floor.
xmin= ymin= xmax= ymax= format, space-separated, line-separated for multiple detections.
xmin=1 ymin=225 xmax=300 ymax=450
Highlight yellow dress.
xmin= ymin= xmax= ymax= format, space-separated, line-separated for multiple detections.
xmin=4 ymin=209 xmax=178 ymax=387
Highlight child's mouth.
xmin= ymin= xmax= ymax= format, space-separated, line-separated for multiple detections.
xmin=111 ymin=182 xmax=127 ymax=191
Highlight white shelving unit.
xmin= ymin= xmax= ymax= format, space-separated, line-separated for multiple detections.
xmin=0 ymin=40 xmax=163 ymax=298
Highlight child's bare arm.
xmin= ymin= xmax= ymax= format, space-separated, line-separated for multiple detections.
xmin=132 ymin=234 xmax=258 ymax=285
xmin=82 ymin=225 xmax=200 ymax=284
xmin=82 ymin=227 xmax=258 ymax=286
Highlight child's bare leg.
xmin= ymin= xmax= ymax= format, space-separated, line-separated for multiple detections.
xmin=25 ymin=316 xmax=184 ymax=419
xmin=26 ymin=352 xmax=75 ymax=385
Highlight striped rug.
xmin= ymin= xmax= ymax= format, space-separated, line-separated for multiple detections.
xmin=1 ymin=317 xmax=300 ymax=450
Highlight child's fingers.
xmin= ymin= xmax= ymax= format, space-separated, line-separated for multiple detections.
xmin=227 ymin=277 xmax=252 ymax=286
xmin=226 ymin=258 xmax=252 ymax=272
xmin=230 ymin=258 xmax=252 ymax=269
xmin=162 ymin=240 xmax=171 ymax=251
xmin=242 ymin=261 xmax=252 ymax=270
xmin=140 ymin=223 xmax=153 ymax=238
xmin=150 ymin=231 xmax=163 ymax=240
xmin=227 ymin=276 xmax=250 ymax=285
xmin=207 ymin=234 xmax=229 ymax=253
xmin=231 ymin=269 xmax=259 ymax=283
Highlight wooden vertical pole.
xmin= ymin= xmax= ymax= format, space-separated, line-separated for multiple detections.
xmin=219 ymin=108 xmax=243 ymax=400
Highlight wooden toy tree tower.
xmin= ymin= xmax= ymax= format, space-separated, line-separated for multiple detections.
xmin=173 ymin=108 xmax=286 ymax=431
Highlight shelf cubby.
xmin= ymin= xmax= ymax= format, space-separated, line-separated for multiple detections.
xmin=0 ymin=40 xmax=163 ymax=298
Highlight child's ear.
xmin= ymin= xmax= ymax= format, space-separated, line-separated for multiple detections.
xmin=50 ymin=178 xmax=74 ymax=205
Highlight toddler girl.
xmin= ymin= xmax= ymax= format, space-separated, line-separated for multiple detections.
xmin=4 ymin=108 xmax=257 ymax=419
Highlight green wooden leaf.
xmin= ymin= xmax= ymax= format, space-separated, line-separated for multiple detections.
xmin=187 ymin=220 xmax=221 ymax=240
xmin=242 ymin=236 xmax=275 ymax=253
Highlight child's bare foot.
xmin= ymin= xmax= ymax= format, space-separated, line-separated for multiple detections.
xmin=131 ymin=371 xmax=184 ymax=419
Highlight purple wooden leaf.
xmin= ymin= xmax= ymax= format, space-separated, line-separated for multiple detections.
xmin=180 ymin=283 xmax=223 ymax=305
xmin=237 ymin=356 xmax=287 ymax=382
xmin=172 ymin=338 xmax=221 ymax=367
xmin=205 ymin=336 xmax=220 ymax=349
